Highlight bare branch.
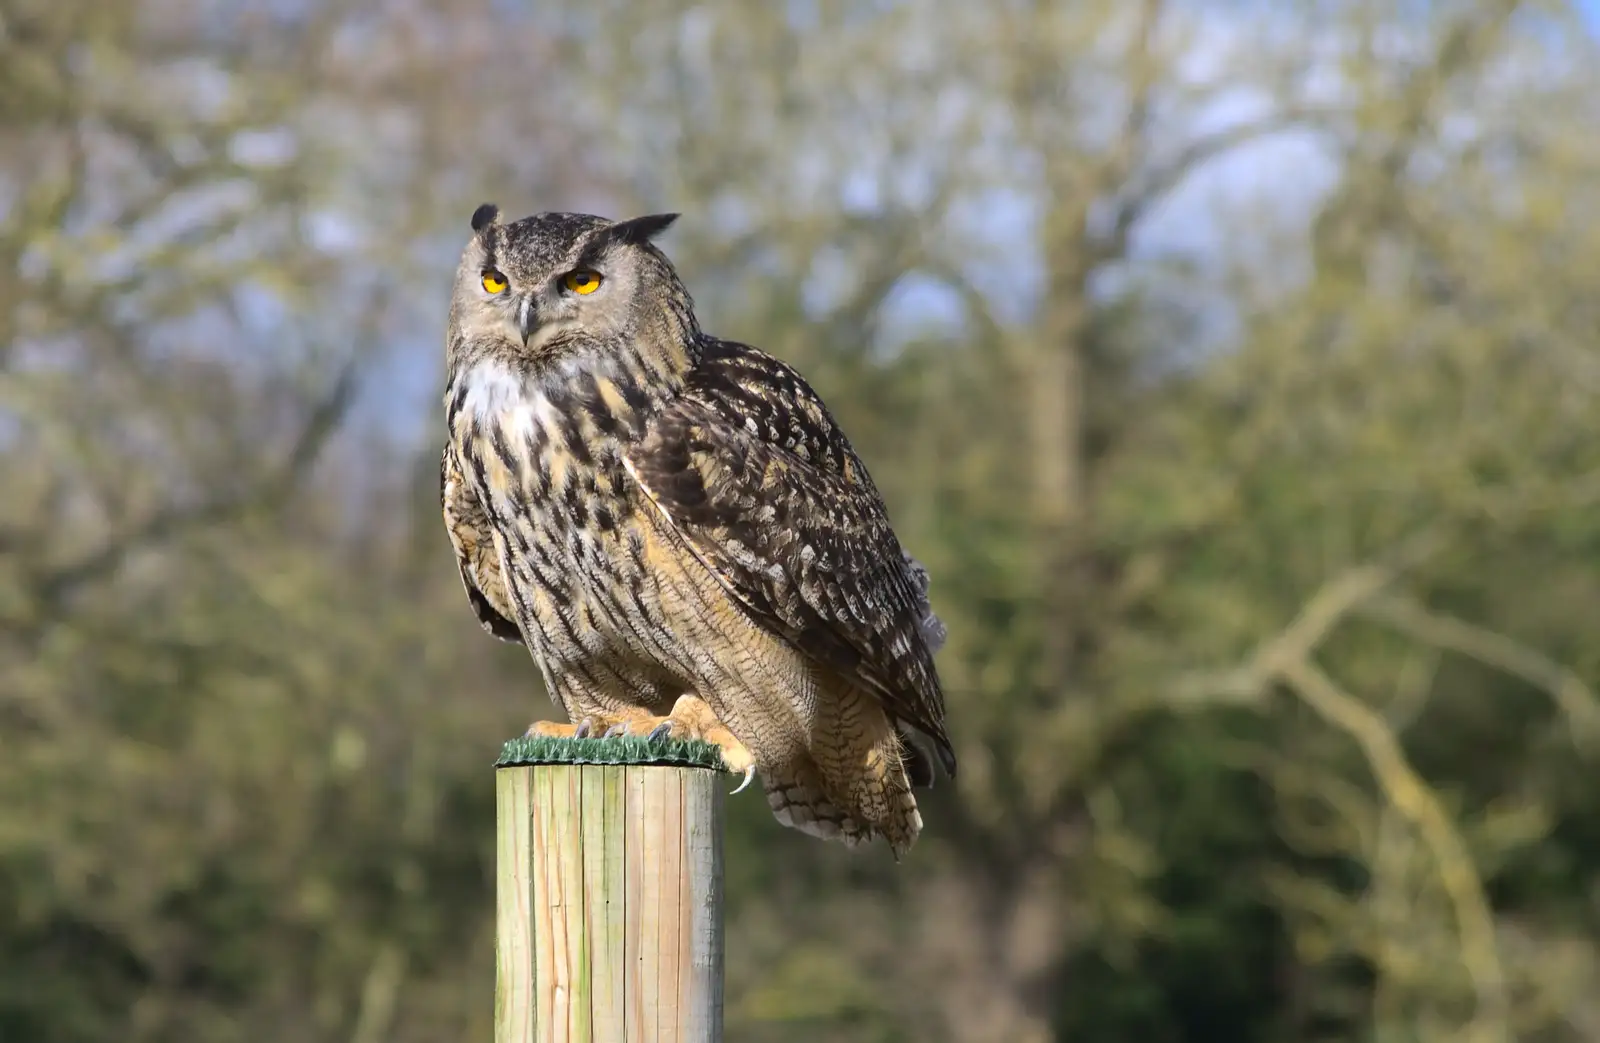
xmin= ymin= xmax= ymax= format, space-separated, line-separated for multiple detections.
xmin=1095 ymin=0 xmax=1167 ymax=210
xmin=1167 ymin=529 xmax=1445 ymax=708
xmin=918 ymin=257 xmax=1006 ymax=345
xmin=1103 ymin=106 xmax=1342 ymax=261
xmin=1312 ymin=0 xmax=1523 ymax=272
xmin=348 ymin=940 xmax=407 ymax=1043
xmin=1278 ymin=657 xmax=1509 ymax=1043
xmin=1363 ymin=596 xmax=1600 ymax=756
xmin=26 ymin=360 xmax=358 ymax=613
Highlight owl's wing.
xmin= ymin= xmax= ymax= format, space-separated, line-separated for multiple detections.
xmin=622 ymin=338 xmax=955 ymax=776
xmin=441 ymin=442 xmax=523 ymax=643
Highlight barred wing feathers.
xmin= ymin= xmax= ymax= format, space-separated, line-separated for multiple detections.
xmin=441 ymin=442 xmax=523 ymax=643
xmin=623 ymin=338 xmax=955 ymax=776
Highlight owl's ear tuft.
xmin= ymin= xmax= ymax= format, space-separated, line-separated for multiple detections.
xmin=608 ymin=212 xmax=679 ymax=246
xmin=470 ymin=202 xmax=500 ymax=233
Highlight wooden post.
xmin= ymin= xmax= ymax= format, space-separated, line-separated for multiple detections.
xmin=495 ymin=736 xmax=726 ymax=1043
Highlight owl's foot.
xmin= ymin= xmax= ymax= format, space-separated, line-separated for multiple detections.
xmin=609 ymin=696 xmax=756 ymax=794
xmin=525 ymin=718 xmax=609 ymax=739
xmin=652 ymin=694 xmax=757 ymax=794
xmin=524 ymin=699 xmax=756 ymax=792
xmin=523 ymin=714 xmax=641 ymax=743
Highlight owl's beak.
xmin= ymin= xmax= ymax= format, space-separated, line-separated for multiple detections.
xmin=517 ymin=295 xmax=538 ymax=345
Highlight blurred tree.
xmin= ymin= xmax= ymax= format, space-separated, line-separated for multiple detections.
xmin=0 ymin=1 xmax=584 ymax=1039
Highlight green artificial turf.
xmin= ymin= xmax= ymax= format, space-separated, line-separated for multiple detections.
xmin=494 ymin=733 xmax=726 ymax=770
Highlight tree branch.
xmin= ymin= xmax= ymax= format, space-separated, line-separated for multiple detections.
xmin=1362 ymin=595 xmax=1600 ymax=756
xmin=1278 ymin=657 xmax=1509 ymax=1043
xmin=27 ymin=360 xmax=357 ymax=613
xmin=1166 ymin=529 xmax=1444 ymax=708
xmin=1102 ymin=105 xmax=1342 ymax=262
xmin=1311 ymin=0 xmax=1522 ymax=274
xmin=1095 ymin=0 xmax=1167 ymax=212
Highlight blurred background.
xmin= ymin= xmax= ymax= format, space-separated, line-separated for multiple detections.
xmin=4 ymin=0 xmax=1600 ymax=1040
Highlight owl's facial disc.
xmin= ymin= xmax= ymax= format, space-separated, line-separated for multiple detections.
xmin=474 ymin=260 xmax=576 ymax=351
xmin=511 ymin=263 xmax=615 ymax=352
xmin=453 ymin=207 xmax=682 ymax=365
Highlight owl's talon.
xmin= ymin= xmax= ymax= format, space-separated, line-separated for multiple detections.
xmin=730 ymin=765 xmax=756 ymax=795
xmin=646 ymin=720 xmax=675 ymax=742
xmin=602 ymin=723 xmax=628 ymax=739
xmin=573 ymin=718 xmax=594 ymax=739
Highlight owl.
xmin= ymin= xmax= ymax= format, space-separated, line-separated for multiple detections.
xmin=441 ymin=204 xmax=955 ymax=856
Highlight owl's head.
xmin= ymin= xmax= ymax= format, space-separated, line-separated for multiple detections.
xmin=447 ymin=203 xmax=694 ymax=369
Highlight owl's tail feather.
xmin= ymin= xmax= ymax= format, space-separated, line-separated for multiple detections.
xmin=764 ymin=721 xmax=924 ymax=859
xmin=765 ymin=769 xmax=923 ymax=859
xmin=766 ymin=774 xmax=872 ymax=847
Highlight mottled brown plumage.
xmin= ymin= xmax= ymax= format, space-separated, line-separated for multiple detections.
xmin=441 ymin=204 xmax=954 ymax=856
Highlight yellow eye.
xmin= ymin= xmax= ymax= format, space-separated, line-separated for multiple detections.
xmin=481 ymin=269 xmax=508 ymax=294
xmin=563 ymin=270 xmax=602 ymax=295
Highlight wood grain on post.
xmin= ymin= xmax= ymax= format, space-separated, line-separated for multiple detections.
xmin=495 ymin=736 xmax=726 ymax=1043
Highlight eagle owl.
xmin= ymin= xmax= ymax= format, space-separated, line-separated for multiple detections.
xmin=441 ymin=204 xmax=955 ymax=856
